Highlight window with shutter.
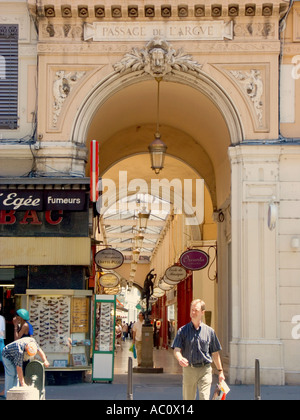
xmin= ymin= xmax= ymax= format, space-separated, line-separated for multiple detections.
xmin=0 ymin=24 xmax=18 ymax=130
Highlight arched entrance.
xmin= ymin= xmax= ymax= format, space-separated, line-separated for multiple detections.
xmin=70 ymin=41 xmax=244 ymax=377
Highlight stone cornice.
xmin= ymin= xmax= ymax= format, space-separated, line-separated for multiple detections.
xmin=37 ymin=40 xmax=281 ymax=55
xmin=27 ymin=1 xmax=289 ymax=21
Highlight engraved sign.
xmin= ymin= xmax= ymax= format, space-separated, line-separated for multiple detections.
xmin=180 ymin=249 xmax=209 ymax=271
xmin=95 ymin=248 xmax=124 ymax=269
xmin=84 ymin=21 xmax=233 ymax=42
xmin=165 ymin=265 xmax=187 ymax=282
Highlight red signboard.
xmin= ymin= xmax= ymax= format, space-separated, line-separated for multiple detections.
xmin=90 ymin=140 xmax=99 ymax=203
xmin=180 ymin=249 xmax=209 ymax=271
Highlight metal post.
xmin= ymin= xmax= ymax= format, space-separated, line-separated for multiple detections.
xmin=127 ymin=357 xmax=133 ymax=400
xmin=254 ymin=359 xmax=261 ymax=400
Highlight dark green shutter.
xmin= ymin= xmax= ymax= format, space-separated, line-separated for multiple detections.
xmin=0 ymin=25 xmax=18 ymax=130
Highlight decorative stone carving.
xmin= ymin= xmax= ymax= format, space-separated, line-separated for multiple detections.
xmin=78 ymin=6 xmax=89 ymax=18
xmin=41 ymin=23 xmax=83 ymax=40
xmin=52 ymin=70 xmax=85 ymax=127
xmin=230 ymin=69 xmax=263 ymax=127
xmin=228 ymin=4 xmax=239 ymax=17
xmin=161 ymin=5 xmax=172 ymax=18
xmin=128 ymin=5 xmax=138 ymax=17
xmin=245 ymin=4 xmax=256 ymax=16
xmin=145 ymin=5 xmax=155 ymax=17
xmin=111 ymin=5 xmax=122 ymax=18
xmin=61 ymin=5 xmax=72 ymax=18
xmin=211 ymin=5 xmax=222 ymax=17
xmin=262 ymin=3 xmax=273 ymax=17
xmin=113 ymin=37 xmax=202 ymax=77
xmin=178 ymin=5 xmax=188 ymax=17
xmin=95 ymin=5 xmax=105 ymax=18
xmin=194 ymin=5 xmax=205 ymax=17
xmin=45 ymin=5 xmax=55 ymax=18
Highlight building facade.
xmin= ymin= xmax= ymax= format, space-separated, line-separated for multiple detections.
xmin=0 ymin=0 xmax=300 ymax=385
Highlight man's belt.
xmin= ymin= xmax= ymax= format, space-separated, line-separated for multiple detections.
xmin=190 ymin=362 xmax=210 ymax=368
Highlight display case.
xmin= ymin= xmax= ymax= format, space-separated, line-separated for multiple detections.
xmin=92 ymin=294 xmax=116 ymax=382
xmin=26 ymin=290 xmax=92 ymax=371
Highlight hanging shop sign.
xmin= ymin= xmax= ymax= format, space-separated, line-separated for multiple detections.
xmin=180 ymin=249 xmax=209 ymax=271
xmin=99 ymin=273 xmax=120 ymax=288
xmin=95 ymin=248 xmax=124 ymax=270
xmin=152 ymin=287 xmax=165 ymax=298
xmin=163 ymin=276 xmax=181 ymax=286
xmin=158 ymin=279 xmax=174 ymax=291
xmin=0 ymin=190 xmax=86 ymax=211
xmin=165 ymin=265 xmax=187 ymax=282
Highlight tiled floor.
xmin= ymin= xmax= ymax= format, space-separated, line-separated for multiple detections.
xmin=114 ymin=339 xmax=182 ymax=375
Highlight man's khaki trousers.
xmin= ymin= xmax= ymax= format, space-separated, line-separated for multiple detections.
xmin=135 ymin=340 xmax=142 ymax=366
xmin=182 ymin=364 xmax=213 ymax=400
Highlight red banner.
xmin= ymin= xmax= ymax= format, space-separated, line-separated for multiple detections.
xmin=90 ymin=140 xmax=99 ymax=202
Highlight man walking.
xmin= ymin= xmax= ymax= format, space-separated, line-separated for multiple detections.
xmin=172 ymin=299 xmax=225 ymax=400
xmin=132 ymin=312 xmax=145 ymax=366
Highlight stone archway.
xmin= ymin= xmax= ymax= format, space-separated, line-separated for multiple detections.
xmin=71 ymin=39 xmax=246 ymax=381
xmin=71 ymin=39 xmax=244 ymax=211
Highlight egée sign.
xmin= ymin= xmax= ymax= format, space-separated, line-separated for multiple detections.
xmin=0 ymin=190 xmax=86 ymax=211
xmin=0 ymin=190 xmax=89 ymax=237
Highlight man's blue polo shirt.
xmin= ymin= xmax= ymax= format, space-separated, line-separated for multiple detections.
xmin=171 ymin=322 xmax=222 ymax=365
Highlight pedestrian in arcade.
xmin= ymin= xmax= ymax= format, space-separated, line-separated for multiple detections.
xmin=132 ymin=312 xmax=145 ymax=366
xmin=172 ymin=299 xmax=225 ymax=400
xmin=1 ymin=337 xmax=49 ymax=399
xmin=0 ymin=303 xmax=5 ymax=365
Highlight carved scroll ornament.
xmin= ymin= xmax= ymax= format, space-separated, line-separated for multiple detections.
xmin=230 ymin=69 xmax=264 ymax=127
xmin=52 ymin=70 xmax=86 ymax=127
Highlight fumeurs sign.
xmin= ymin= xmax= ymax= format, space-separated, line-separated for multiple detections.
xmin=0 ymin=190 xmax=86 ymax=211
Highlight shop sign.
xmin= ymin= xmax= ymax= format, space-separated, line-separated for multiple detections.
xmin=163 ymin=276 xmax=180 ymax=286
xmin=152 ymin=287 xmax=165 ymax=298
xmin=95 ymin=248 xmax=124 ymax=269
xmin=158 ymin=279 xmax=174 ymax=291
xmin=180 ymin=249 xmax=209 ymax=271
xmin=0 ymin=190 xmax=86 ymax=211
xmin=0 ymin=209 xmax=89 ymax=237
xmin=165 ymin=265 xmax=187 ymax=282
xmin=99 ymin=273 xmax=119 ymax=288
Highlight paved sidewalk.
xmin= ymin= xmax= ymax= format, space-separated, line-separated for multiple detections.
xmin=44 ymin=373 xmax=300 ymax=401
xmin=1 ymin=371 xmax=300 ymax=400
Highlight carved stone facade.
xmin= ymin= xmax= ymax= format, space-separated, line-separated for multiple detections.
xmin=1 ymin=0 xmax=300 ymax=386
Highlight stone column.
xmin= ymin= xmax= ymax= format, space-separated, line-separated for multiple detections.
xmin=133 ymin=326 xmax=163 ymax=373
xmin=228 ymin=145 xmax=284 ymax=385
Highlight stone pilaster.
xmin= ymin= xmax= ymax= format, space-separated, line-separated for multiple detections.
xmin=228 ymin=144 xmax=284 ymax=385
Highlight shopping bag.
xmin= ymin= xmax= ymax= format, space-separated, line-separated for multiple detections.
xmin=212 ymin=381 xmax=230 ymax=400
xmin=132 ymin=344 xmax=137 ymax=359
xmin=129 ymin=343 xmax=137 ymax=359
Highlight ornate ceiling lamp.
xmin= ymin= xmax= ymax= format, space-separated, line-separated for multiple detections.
xmin=148 ymin=77 xmax=167 ymax=175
